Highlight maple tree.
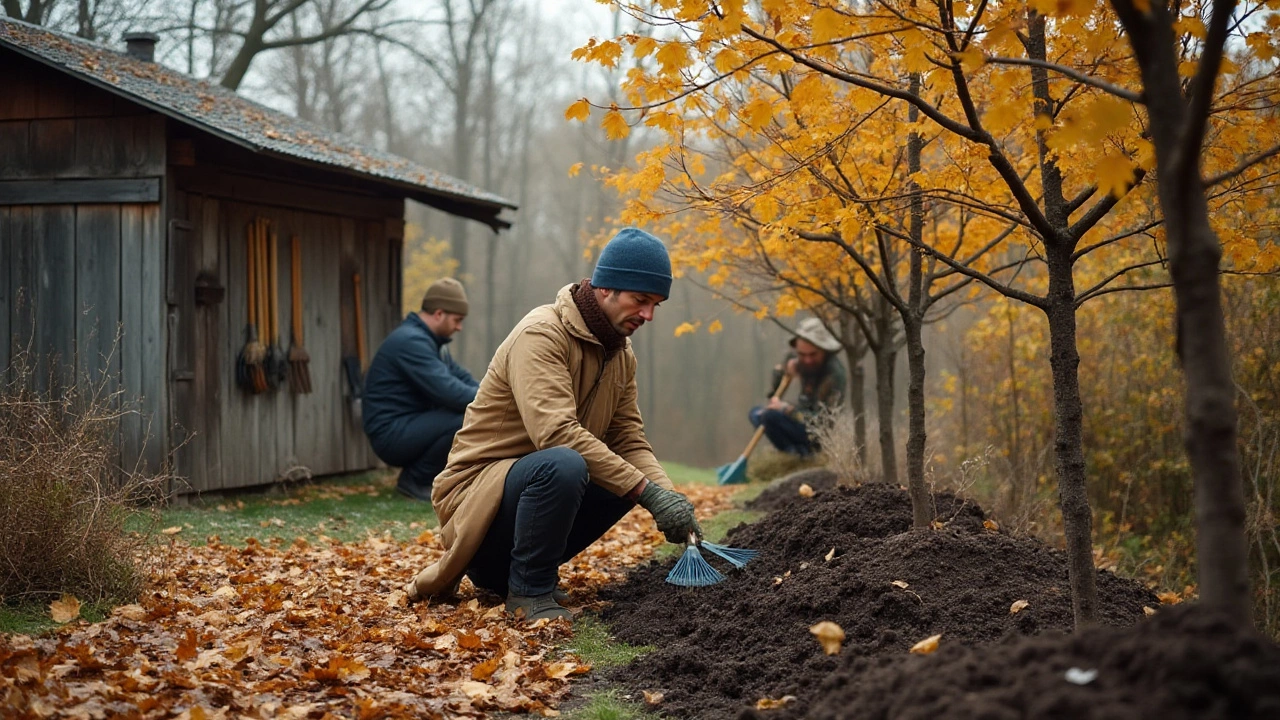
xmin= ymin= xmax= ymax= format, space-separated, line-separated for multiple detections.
xmin=572 ymin=0 xmax=1280 ymax=626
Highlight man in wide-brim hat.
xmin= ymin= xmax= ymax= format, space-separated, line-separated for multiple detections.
xmin=749 ymin=317 xmax=847 ymax=457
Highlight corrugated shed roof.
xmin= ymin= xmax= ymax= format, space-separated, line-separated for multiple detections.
xmin=0 ymin=18 xmax=515 ymax=228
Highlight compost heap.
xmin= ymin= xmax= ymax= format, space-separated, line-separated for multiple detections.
xmin=600 ymin=482 xmax=1161 ymax=719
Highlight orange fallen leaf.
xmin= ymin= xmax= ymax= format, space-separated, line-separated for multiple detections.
xmin=910 ymin=634 xmax=941 ymax=655
xmin=810 ymin=621 xmax=845 ymax=655
xmin=1010 ymin=599 xmax=1029 ymax=614
xmin=797 ymin=483 xmax=815 ymax=498
xmin=756 ymin=695 xmax=796 ymax=709
xmin=643 ymin=690 xmax=664 ymax=705
xmin=983 ymin=519 xmax=1000 ymax=531
xmin=472 ymin=655 xmax=501 ymax=681
xmin=50 ymin=594 xmax=82 ymax=623
xmin=177 ymin=627 xmax=198 ymax=662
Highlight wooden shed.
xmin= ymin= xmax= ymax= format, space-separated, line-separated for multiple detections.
xmin=0 ymin=19 xmax=515 ymax=494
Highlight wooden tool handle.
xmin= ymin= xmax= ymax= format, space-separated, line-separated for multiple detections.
xmin=269 ymin=230 xmax=279 ymax=344
xmin=353 ymin=273 xmax=367 ymax=368
xmin=246 ymin=222 xmax=256 ymax=325
xmin=291 ymin=236 xmax=303 ymax=346
xmin=258 ymin=220 xmax=269 ymax=342
xmin=740 ymin=373 xmax=794 ymax=458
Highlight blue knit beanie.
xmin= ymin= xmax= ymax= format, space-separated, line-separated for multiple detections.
xmin=591 ymin=227 xmax=673 ymax=299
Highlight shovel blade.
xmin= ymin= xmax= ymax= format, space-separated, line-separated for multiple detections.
xmin=716 ymin=455 xmax=749 ymax=485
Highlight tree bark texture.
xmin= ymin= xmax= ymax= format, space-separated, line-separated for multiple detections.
xmin=873 ymin=296 xmax=899 ymax=484
xmin=1044 ymin=247 xmax=1098 ymax=626
xmin=904 ymin=74 xmax=933 ymax=528
xmin=1113 ymin=0 xmax=1251 ymax=622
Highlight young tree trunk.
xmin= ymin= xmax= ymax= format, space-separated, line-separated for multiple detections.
xmin=1110 ymin=0 xmax=1252 ymax=623
xmin=872 ymin=295 xmax=899 ymax=483
xmin=839 ymin=313 xmax=868 ymax=467
xmin=903 ymin=75 xmax=933 ymax=528
xmin=1044 ymin=248 xmax=1098 ymax=626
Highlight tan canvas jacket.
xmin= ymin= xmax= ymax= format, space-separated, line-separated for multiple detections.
xmin=407 ymin=284 xmax=673 ymax=598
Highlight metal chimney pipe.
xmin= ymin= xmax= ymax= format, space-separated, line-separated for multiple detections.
xmin=123 ymin=32 xmax=158 ymax=63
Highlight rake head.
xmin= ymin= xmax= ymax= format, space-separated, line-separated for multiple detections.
xmin=665 ymin=544 xmax=726 ymax=587
xmin=699 ymin=541 xmax=760 ymax=570
xmin=716 ymin=455 xmax=749 ymax=485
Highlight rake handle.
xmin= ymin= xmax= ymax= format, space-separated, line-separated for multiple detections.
xmin=353 ymin=272 xmax=367 ymax=369
xmin=291 ymin=236 xmax=303 ymax=346
xmin=740 ymin=373 xmax=793 ymax=459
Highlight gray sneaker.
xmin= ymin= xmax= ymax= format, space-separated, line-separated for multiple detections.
xmin=505 ymin=592 xmax=571 ymax=621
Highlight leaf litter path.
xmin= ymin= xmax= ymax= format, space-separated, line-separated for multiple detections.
xmin=1 ymin=483 xmax=736 ymax=719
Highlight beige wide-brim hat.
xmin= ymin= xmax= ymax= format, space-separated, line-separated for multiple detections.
xmin=790 ymin=317 xmax=842 ymax=353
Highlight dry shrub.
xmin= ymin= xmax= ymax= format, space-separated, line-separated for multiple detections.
xmin=808 ymin=406 xmax=871 ymax=486
xmin=0 ymin=349 xmax=169 ymax=604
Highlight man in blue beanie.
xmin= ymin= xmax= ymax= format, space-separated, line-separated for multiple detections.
xmin=363 ymin=278 xmax=479 ymax=501
xmin=400 ymin=228 xmax=702 ymax=622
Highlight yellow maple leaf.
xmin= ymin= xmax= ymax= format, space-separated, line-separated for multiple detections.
xmin=756 ymin=695 xmax=797 ymax=709
xmin=656 ymin=41 xmax=691 ymax=75
xmin=1096 ymin=153 xmax=1136 ymax=198
xmin=601 ymin=109 xmax=631 ymax=140
xmin=715 ymin=48 xmax=745 ymax=74
xmin=674 ymin=321 xmax=699 ymax=337
xmin=810 ymin=8 xmax=846 ymax=45
xmin=50 ymin=594 xmax=82 ymax=623
xmin=708 ymin=319 xmax=724 ymax=334
xmin=633 ymin=36 xmax=659 ymax=59
xmin=954 ymin=45 xmax=985 ymax=73
xmin=743 ymin=98 xmax=774 ymax=131
xmin=568 ymin=162 xmax=584 ymax=178
xmin=565 ymin=99 xmax=591 ymax=123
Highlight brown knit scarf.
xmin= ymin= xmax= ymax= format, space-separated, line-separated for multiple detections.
xmin=571 ymin=279 xmax=627 ymax=359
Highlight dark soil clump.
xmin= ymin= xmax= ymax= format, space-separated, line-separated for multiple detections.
xmin=600 ymin=483 xmax=1156 ymax=720
xmin=783 ymin=604 xmax=1280 ymax=720
xmin=745 ymin=466 xmax=838 ymax=514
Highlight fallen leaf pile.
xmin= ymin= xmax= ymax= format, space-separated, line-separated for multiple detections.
xmin=1 ymin=483 xmax=736 ymax=718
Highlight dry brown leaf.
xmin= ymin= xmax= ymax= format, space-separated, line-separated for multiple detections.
xmin=797 ymin=483 xmax=815 ymax=498
xmin=810 ymin=621 xmax=845 ymax=655
xmin=50 ymin=594 xmax=82 ymax=624
xmin=1010 ymin=599 xmax=1029 ymax=614
xmin=113 ymin=604 xmax=147 ymax=621
xmin=176 ymin=627 xmax=199 ymax=662
xmin=471 ymin=655 xmax=501 ymax=681
xmin=773 ymin=576 xmax=784 ymax=586
xmin=890 ymin=580 xmax=909 ymax=589
xmin=1143 ymin=606 xmax=1156 ymax=616
xmin=983 ymin=519 xmax=1000 ymax=531
xmin=755 ymin=695 xmax=796 ymax=710
xmin=161 ymin=526 xmax=183 ymax=535
xmin=460 ymin=680 xmax=495 ymax=702
xmin=910 ymin=634 xmax=942 ymax=655
xmin=643 ymin=690 xmax=664 ymax=705
xmin=824 ymin=548 xmax=836 ymax=562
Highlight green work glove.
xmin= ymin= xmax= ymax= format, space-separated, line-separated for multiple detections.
xmin=636 ymin=482 xmax=702 ymax=544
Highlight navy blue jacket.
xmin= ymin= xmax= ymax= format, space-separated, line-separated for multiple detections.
xmin=362 ymin=313 xmax=478 ymax=442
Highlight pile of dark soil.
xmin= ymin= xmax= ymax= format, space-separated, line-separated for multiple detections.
xmin=785 ymin=604 xmax=1280 ymax=720
xmin=600 ymin=483 xmax=1156 ymax=719
xmin=745 ymin=466 xmax=838 ymax=514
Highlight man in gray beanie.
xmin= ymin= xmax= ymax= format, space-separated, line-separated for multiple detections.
xmin=400 ymin=227 xmax=701 ymax=622
xmin=363 ymin=278 xmax=479 ymax=501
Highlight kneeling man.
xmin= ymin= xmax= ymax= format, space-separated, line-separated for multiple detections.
xmin=403 ymin=228 xmax=700 ymax=621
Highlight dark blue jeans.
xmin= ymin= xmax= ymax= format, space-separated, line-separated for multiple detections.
xmin=749 ymin=406 xmax=813 ymax=456
xmin=369 ymin=409 xmax=465 ymax=493
xmin=466 ymin=446 xmax=635 ymax=597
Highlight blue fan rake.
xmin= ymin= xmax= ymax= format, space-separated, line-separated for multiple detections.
xmin=665 ymin=533 xmax=760 ymax=586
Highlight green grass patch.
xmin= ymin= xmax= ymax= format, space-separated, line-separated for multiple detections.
xmin=0 ymin=599 xmax=112 ymax=637
xmin=135 ymin=471 xmax=437 ymax=546
xmin=661 ymin=461 xmax=718 ymax=487
xmin=563 ymin=690 xmax=660 ymax=720
xmin=567 ymin=616 xmax=653 ymax=669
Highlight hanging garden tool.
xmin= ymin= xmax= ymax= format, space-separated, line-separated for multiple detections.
xmin=287 ymin=235 xmax=312 ymax=393
xmin=342 ymin=272 xmax=366 ymax=422
xmin=265 ymin=226 xmax=288 ymax=390
xmin=252 ymin=218 xmax=270 ymax=393
xmin=237 ymin=218 xmax=266 ymax=393
xmin=716 ymin=373 xmax=793 ymax=485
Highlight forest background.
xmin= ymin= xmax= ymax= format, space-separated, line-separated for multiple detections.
xmin=7 ymin=0 xmax=1278 ymax=632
